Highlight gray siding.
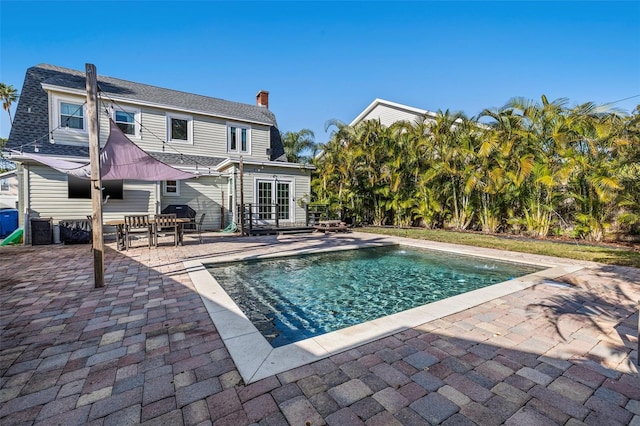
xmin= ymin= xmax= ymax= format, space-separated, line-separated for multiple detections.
xmin=241 ymin=165 xmax=311 ymax=224
xmin=160 ymin=176 xmax=228 ymax=230
xmin=45 ymin=93 xmax=273 ymax=162
xmin=26 ymin=164 xmax=156 ymax=223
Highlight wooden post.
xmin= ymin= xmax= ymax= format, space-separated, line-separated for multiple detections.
xmin=86 ymin=64 xmax=104 ymax=288
xmin=239 ymin=156 xmax=245 ymax=236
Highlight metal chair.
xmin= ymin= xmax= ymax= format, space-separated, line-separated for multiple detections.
xmin=185 ymin=213 xmax=206 ymax=243
xmin=124 ymin=215 xmax=152 ymax=249
xmin=195 ymin=213 xmax=206 ymax=243
xmin=153 ymin=214 xmax=178 ymax=247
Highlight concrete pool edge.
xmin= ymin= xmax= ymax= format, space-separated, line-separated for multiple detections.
xmin=185 ymin=236 xmax=590 ymax=384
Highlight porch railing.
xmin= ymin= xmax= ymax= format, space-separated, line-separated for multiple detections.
xmin=237 ymin=203 xmax=282 ymax=235
xmin=236 ymin=203 xmax=330 ymax=235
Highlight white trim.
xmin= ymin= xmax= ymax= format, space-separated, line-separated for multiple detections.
xmin=226 ymin=122 xmax=252 ymax=155
xmin=112 ymin=106 xmax=141 ymax=139
xmin=350 ymin=98 xmax=438 ymax=126
xmin=41 ymin=83 xmax=273 ymax=127
xmin=215 ymin=158 xmax=315 ymax=172
xmin=253 ymin=176 xmax=295 ymax=223
xmin=166 ymin=112 xmax=193 ymax=144
xmin=162 ymin=180 xmax=180 ymax=196
xmin=52 ymin=94 xmax=87 ymax=134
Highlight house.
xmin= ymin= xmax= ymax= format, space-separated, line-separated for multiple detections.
xmin=350 ymin=98 xmax=438 ymax=128
xmin=4 ymin=64 xmax=314 ymax=242
xmin=0 ymin=169 xmax=19 ymax=210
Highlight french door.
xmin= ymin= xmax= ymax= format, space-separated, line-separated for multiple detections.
xmin=256 ymin=179 xmax=291 ymax=222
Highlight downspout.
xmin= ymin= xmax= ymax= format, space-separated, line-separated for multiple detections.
xmin=22 ymin=163 xmax=30 ymax=245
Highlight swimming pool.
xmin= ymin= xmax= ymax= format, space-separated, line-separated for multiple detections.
xmin=206 ymin=245 xmax=542 ymax=347
xmin=186 ymin=235 xmax=583 ymax=383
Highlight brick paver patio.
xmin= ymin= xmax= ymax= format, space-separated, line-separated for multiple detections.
xmin=1 ymin=232 xmax=638 ymax=425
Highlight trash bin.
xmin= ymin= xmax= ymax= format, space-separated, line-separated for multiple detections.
xmin=31 ymin=218 xmax=53 ymax=245
xmin=0 ymin=208 xmax=19 ymax=238
xmin=59 ymin=219 xmax=92 ymax=244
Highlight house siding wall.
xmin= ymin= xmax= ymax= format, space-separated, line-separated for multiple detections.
xmin=26 ymin=164 xmax=157 ymax=223
xmin=161 ymin=175 xmax=228 ymax=230
xmin=46 ymin=92 xmax=273 ymax=161
xmin=0 ymin=174 xmax=19 ymax=209
xmin=241 ymin=165 xmax=311 ymax=224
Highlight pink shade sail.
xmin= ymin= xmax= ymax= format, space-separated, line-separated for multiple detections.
xmin=21 ymin=120 xmax=197 ymax=181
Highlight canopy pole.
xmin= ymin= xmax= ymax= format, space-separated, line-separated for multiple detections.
xmin=86 ymin=63 xmax=104 ymax=288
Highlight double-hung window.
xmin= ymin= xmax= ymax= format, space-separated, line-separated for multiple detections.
xmin=227 ymin=123 xmax=250 ymax=154
xmin=60 ymin=102 xmax=84 ymax=130
xmin=114 ymin=109 xmax=139 ymax=137
xmin=167 ymin=113 xmax=193 ymax=144
xmin=163 ymin=180 xmax=180 ymax=196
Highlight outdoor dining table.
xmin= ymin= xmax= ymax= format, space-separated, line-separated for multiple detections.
xmin=105 ymin=217 xmax=192 ymax=250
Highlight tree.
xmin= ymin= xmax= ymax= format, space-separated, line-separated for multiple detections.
xmin=281 ymin=129 xmax=317 ymax=163
xmin=0 ymin=83 xmax=18 ymax=125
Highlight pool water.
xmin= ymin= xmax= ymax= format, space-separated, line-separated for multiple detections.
xmin=206 ymin=245 xmax=542 ymax=347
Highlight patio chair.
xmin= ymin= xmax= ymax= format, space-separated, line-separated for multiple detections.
xmin=186 ymin=213 xmax=206 ymax=243
xmin=124 ymin=215 xmax=153 ymax=249
xmin=153 ymin=213 xmax=178 ymax=247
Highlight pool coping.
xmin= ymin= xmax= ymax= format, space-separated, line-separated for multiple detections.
xmin=184 ymin=235 xmax=589 ymax=384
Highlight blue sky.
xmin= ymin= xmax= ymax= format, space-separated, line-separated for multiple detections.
xmin=1 ymin=1 xmax=639 ymax=144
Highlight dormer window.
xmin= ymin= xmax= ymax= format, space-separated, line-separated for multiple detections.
xmin=114 ymin=109 xmax=140 ymax=137
xmin=60 ymin=102 xmax=84 ymax=130
xmin=227 ymin=123 xmax=250 ymax=154
xmin=167 ymin=113 xmax=193 ymax=144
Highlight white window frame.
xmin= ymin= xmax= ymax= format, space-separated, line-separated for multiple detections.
xmin=253 ymin=176 xmax=294 ymax=223
xmin=162 ymin=180 xmax=180 ymax=196
xmin=0 ymin=178 xmax=9 ymax=192
xmin=166 ymin=113 xmax=193 ymax=144
xmin=227 ymin=122 xmax=251 ymax=154
xmin=113 ymin=107 xmax=141 ymax=138
xmin=52 ymin=94 xmax=87 ymax=134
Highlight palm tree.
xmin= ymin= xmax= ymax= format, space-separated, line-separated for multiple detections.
xmin=0 ymin=83 xmax=18 ymax=125
xmin=281 ymin=129 xmax=317 ymax=163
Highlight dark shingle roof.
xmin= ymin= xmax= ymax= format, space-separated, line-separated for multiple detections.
xmin=6 ymin=64 xmax=285 ymax=162
xmin=38 ymin=64 xmax=278 ymax=125
xmin=148 ymin=152 xmax=226 ymax=168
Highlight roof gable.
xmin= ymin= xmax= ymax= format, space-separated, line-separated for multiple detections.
xmin=350 ymin=98 xmax=438 ymax=127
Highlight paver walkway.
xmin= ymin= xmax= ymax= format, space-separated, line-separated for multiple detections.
xmin=1 ymin=232 xmax=638 ymax=425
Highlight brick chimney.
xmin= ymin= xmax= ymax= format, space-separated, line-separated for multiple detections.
xmin=256 ymin=90 xmax=269 ymax=109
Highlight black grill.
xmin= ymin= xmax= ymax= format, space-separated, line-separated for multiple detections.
xmin=162 ymin=205 xmax=196 ymax=229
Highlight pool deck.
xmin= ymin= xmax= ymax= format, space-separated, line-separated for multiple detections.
xmin=1 ymin=231 xmax=639 ymax=425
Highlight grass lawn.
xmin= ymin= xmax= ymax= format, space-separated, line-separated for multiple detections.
xmin=359 ymin=227 xmax=640 ymax=268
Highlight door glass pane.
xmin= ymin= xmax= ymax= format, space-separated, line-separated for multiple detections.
xmin=258 ymin=181 xmax=272 ymax=219
xmin=277 ymin=183 xmax=289 ymax=220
